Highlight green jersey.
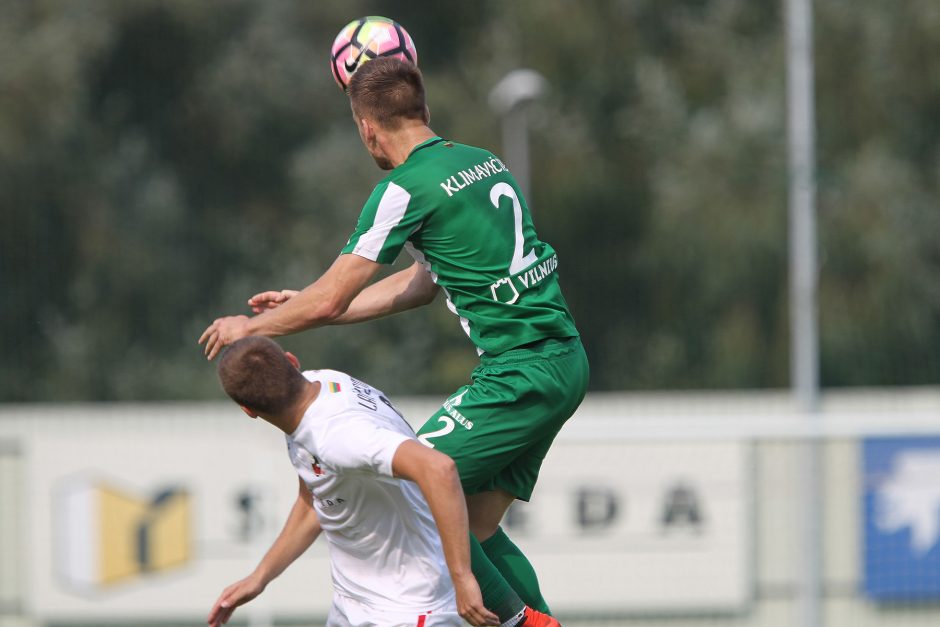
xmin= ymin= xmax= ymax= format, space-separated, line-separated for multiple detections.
xmin=342 ymin=137 xmax=578 ymax=355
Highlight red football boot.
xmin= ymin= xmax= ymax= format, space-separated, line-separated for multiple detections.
xmin=519 ymin=607 xmax=560 ymax=626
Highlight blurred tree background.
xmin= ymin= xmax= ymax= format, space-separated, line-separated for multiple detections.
xmin=1 ymin=0 xmax=937 ymax=401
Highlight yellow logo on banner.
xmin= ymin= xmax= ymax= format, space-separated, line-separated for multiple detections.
xmin=57 ymin=478 xmax=191 ymax=589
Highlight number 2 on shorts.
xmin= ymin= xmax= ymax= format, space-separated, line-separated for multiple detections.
xmin=418 ymin=416 xmax=455 ymax=448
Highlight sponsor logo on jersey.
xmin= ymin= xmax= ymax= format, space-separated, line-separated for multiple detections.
xmin=491 ymin=254 xmax=559 ymax=304
xmin=317 ymin=496 xmax=346 ymax=508
xmin=312 ymin=456 xmax=324 ymax=476
xmin=56 ymin=475 xmax=191 ymax=591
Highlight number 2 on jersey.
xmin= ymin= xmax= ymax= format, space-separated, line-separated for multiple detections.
xmin=490 ymin=183 xmax=538 ymax=275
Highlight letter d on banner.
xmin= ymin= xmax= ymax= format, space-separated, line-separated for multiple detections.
xmin=577 ymin=488 xmax=619 ymax=530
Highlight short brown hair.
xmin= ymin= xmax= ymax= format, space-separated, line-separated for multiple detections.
xmin=348 ymin=57 xmax=427 ymax=129
xmin=217 ymin=337 xmax=306 ymax=415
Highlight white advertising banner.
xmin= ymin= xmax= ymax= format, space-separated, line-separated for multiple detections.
xmin=23 ymin=406 xmax=334 ymax=622
xmin=506 ymin=439 xmax=750 ymax=613
xmin=20 ymin=403 xmax=750 ymax=620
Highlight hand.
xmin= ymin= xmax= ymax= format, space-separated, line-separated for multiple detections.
xmin=452 ymin=572 xmax=500 ymax=626
xmin=198 ymin=315 xmax=252 ymax=360
xmin=248 ymin=290 xmax=299 ymax=314
xmin=206 ymin=574 xmax=265 ymax=626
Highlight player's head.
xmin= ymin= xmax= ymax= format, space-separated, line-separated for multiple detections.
xmin=348 ymin=57 xmax=428 ymax=128
xmin=348 ymin=57 xmax=429 ymax=169
xmin=217 ymin=336 xmax=306 ymax=417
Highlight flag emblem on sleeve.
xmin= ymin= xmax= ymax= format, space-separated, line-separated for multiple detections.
xmin=328 ymin=382 xmax=341 ymax=393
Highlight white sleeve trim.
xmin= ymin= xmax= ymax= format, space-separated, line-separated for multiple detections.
xmin=352 ymin=182 xmax=412 ymax=261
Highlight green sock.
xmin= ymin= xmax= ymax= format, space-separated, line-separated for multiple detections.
xmin=481 ymin=526 xmax=551 ymax=614
xmin=470 ymin=532 xmax=526 ymax=623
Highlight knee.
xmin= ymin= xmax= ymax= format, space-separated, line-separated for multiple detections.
xmin=469 ymin=516 xmax=499 ymax=542
xmin=466 ymin=488 xmax=516 ymax=541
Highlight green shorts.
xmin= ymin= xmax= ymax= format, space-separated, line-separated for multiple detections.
xmin=416 ymin=337 xmax=589 ymax=501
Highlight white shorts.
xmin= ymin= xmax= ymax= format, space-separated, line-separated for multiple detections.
xmin=327 ymin=593 xmax=462 ymax=627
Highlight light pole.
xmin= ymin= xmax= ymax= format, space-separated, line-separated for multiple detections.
xmin=488 ymin=69 xmax=547 ymax=202
xmin=785 ymin=0 xmax=821 ymax=625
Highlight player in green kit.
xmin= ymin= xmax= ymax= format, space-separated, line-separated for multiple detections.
xmin=200 ymin=57 xmax=589 ymax=627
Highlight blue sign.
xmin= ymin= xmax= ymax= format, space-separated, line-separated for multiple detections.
xmin=864 ymin=437 xmax=940 ymax=600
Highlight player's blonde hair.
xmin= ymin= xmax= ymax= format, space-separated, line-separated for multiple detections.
xmin=217 ymin=337 xmax=305 ymax=415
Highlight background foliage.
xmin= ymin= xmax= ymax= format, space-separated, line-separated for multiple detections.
xmin=1 ymin=0 xmax=938 ymax=401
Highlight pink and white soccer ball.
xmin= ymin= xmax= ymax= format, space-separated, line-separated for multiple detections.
xmin=330 ymin=16 xmax=418 ymax=90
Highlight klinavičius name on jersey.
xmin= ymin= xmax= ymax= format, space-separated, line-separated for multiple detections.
xmin=438 ymin=157 xmax=507 ymax=197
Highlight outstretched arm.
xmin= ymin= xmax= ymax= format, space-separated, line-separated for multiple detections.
xmin=392 ymin=440 xmax=500 ymax=627
xmin=247 ymin=261 xmax=438 ymax=324
xmin=333 ymin=260 xmax=439 ymax=324
xmin=200 ymin=253 xmax=381 ymax=359
xmin=207 ymin=478 xmax=321 ymax=627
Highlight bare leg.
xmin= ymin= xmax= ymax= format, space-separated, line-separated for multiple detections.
xmin=466 ymin=489 xmax=551 ymax=614
xmin=467 ymin=488 xmax=517 ymax=541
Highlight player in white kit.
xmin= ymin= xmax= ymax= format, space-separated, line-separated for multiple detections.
xmin=206 ymin=337 xmax=499 ymax=627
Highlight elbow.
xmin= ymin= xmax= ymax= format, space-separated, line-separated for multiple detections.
xmin=407 ymin=264 xmax=439 ymax=307
xmin=428 ymin=452 xmax=459 ymax=485
xmin=419 ymin=282 xmax=440 ymax=306
xmin=309 ymin=296 xmax=348 ymax=325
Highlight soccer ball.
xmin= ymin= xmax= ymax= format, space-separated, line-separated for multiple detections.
xmin=330 ymin=16 xmax=418 ymax=90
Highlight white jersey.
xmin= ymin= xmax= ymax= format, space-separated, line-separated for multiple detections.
xmin=285 ymin=369 xmax=457 ymax=617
